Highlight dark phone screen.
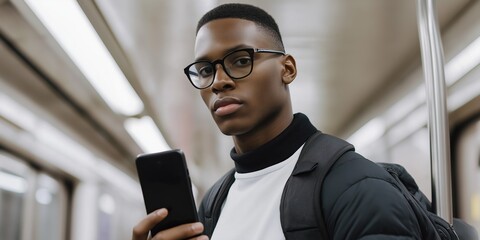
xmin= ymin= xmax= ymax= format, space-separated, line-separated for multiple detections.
xmin=135 ymin=150 xmax=198 ymax=236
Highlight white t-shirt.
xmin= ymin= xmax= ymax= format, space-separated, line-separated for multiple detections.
xmin=210 ymin=146 xmax=303 ymax=240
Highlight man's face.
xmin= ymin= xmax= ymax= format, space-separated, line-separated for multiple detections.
xmin=195 ymin=18 xmax=292 ymax=137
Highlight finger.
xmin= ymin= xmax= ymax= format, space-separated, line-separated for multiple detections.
xmin=188 ymin=235 xmax=209 ymax=240
xmin=132 ymin=209 xmax=168 ymax=240
xmin=152 ymin=222 xmax=204 ymax=240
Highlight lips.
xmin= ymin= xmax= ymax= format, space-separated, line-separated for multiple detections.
xmin=213 ymin=97 xmax=243 ymax=116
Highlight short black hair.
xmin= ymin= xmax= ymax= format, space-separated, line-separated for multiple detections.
xmin=196 ymin=3 xmax=285 ymax=51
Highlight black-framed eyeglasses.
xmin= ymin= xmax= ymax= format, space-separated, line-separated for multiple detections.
xmin=184 ymin=48 xmax=286 ymax=89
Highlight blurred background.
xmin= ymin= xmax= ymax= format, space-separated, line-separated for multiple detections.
xmin=1 ymin=0 xmax=480 ymax=239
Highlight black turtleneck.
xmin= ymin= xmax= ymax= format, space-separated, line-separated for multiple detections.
xmin=230 ymin=113 xmax=318 ymax=173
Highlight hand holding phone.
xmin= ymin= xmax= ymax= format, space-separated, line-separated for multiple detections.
xmin=135 ymin=150 xmax=199 ymax=236
xmin=131 ymin=208 xmax=207 ymax=240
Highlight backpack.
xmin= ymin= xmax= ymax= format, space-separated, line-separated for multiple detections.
xmin=201 ymin=132 xmax=476 ymax=239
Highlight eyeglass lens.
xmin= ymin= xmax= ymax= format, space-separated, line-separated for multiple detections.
xmin=187 ymin=49 xmax=253 ymax=89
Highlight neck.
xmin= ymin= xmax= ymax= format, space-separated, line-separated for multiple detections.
xmin=230 ymin=113 xmax=318 ymax=173
xmin=232 ymin=109 xmax=293 ymax=154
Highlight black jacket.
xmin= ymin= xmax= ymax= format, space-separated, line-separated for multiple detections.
xmin=198 ymin=151 xmax=423 ymax=239
xmin=199 ymin=114 xmax=422 ymax=239
xmin=320 ymin=151 xmax=422 ymax=239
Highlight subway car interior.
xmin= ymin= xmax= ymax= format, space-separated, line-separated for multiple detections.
xmin=0 ymin=0 xmax=480 ymax=239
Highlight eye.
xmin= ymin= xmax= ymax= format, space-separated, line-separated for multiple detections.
xmin=198 ymin=65 xmax=214 ymax=77
xmin=232 ymin=56 xmax=252 ymax=67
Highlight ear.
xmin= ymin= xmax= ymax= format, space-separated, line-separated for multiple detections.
xmin=282 ymin=54 xmax=297 ymax=84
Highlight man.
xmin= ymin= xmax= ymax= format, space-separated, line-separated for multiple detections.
xmin=132 ymin=3 xmax=422 ymax=240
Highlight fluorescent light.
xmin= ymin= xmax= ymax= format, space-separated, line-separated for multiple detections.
xmin=448 ymin=70 xmax=480 ymax=111
xmin=348 ymin=35 xmax=480 ymax=150
xmin=0 ymin=94 xmax=37 ymax=130
xmin=124 ymin=116 xmax=170 ymax=153
xmin=445 ymin=36 xmax=480 ymax=86
xmin=384 ymin=85 xmax=424 ymax=126
xmin=24 ymin=0 xmax=144 ymax=116
xmin=0 ymin=93 xmax=97 ymax=167
xmin=347 ymin=118 xmax=386 ymax=151
xmin=0 ymin=171 xmax=27 ymax=194
xmin=388 ymin=105 xmax=428 ymax=146
xmin=0 ymin=95 xmax=142 ymax=198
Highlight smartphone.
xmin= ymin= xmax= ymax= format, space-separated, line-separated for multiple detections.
xmin=135 ymin=149 xmax=198 ymax=236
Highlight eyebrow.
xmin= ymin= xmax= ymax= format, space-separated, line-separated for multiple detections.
xmin=194 ymin=44 xmax=253 ymax=62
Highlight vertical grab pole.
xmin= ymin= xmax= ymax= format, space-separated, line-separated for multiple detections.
xmin=416 ymin=0 xmax=453 ymax=223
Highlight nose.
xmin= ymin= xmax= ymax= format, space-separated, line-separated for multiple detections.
xmin=211 ymin=64 xmax=235 ymax=94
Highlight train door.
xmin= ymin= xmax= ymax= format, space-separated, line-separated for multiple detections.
xmin=0 ymin=151 xmax=68 ymax=240
xmin=0 ymin=152 xmax=33 ymax=240
xmin=33 ymin=172 xmax=68 ymax=240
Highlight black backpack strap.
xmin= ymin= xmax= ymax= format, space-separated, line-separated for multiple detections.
xmin=280 ymin=131 xmax=354 ymax=239
xmin=199 ymin=168 xmax=235 ymax=237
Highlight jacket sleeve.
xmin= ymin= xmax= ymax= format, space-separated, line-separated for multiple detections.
xmin=321 ymin=152 xmax=423 ymax=240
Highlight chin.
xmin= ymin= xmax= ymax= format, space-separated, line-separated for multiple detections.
xmin=214 ymin=118 xmax=250 ymax=136
xmin=217 ymin=125 xmax=247 ymax=136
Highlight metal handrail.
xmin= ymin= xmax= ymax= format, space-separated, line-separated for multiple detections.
xmin=416 ymin=0 xmax=453 ymax=223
